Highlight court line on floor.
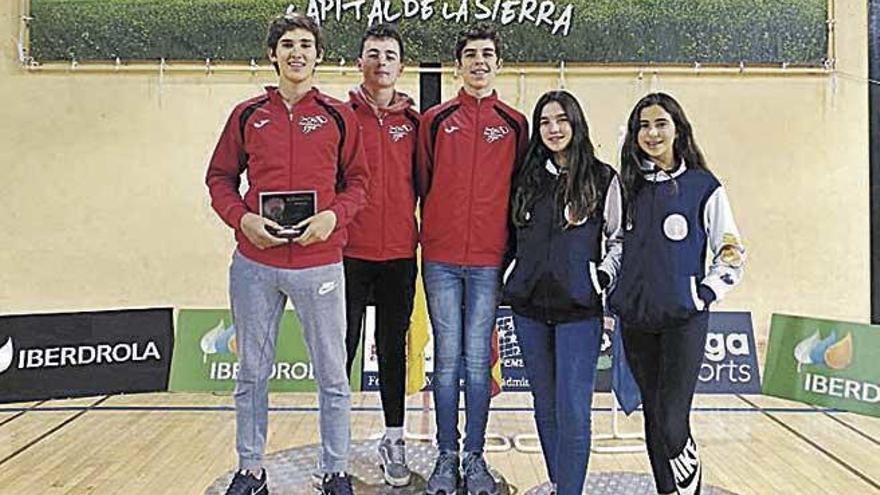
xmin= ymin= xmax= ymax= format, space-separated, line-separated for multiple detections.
xmin=0 ymin=400 xmax=47 ymax=429
xmin=820 ymin=409 xmax=879 ymax=446
xmin=0 ymin=404 xmax=837 ymax=414
xmin=0 ymin=396 xmax=109 ymax=469
xmin=737 ymin=394 xmax=880 ymax=491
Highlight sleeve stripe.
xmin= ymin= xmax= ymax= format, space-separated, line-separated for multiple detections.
xmin=315 ymin=99 xmax=347 ymax=191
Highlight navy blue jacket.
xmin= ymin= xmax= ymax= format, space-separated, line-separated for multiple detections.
xmin=609 ymin=162 xmax=743 ymax=329
xmin=503 ymin=160 xmax=621 ymax=323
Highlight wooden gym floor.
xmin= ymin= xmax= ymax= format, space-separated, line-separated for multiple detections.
xmin=0 ymin=391 xmax=877 ymax=494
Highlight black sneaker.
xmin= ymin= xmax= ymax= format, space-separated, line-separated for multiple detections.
xmin=321 ymin=472 xmax=354 ymax=495
xmin=462 ymin=453 xmax=498 ymax=495
xmin=224 ymin=468 xmax=269 ymax=495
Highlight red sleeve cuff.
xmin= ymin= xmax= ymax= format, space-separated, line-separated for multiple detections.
xmin=226 ymin=205 xmax=249 ymax=231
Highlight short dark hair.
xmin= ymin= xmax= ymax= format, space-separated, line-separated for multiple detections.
xmin=454 ymin=23 xmax=501 ymax=63
xmin=265 ymin=13 xmax=324 ymax=74
xmin=358 ymin=23 xmax=405 ymax=60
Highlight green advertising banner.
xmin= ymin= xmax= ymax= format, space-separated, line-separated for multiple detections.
xmin=168 ymin=309 xmax=361 ymax=392
xmin=762 ymin=314 xmax=880 ymax=418
xmin=30 ymin=0 xmax=827 ymax=64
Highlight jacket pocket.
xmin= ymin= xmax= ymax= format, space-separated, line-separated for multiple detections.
xmin=646 ymin=273 xmax=699 ymax=325
xmin=560 ymin=256 xmax=601 ymax=313
xmin=501 ymin=259 xmax=531 ymax=307
xmin=502 ymin=259 xmax=518 ymax=284
xmin=588 ymin=261 xmax=602 ymax=296
xmin=689 ymin=276 xmax=706 ymax=312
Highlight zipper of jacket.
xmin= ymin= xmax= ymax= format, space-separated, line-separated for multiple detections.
xmin=287 ymin=101 xmax=295 ymax=265
xmin=378 ymin=113 xmax=386 ymax=258
xmin=464 ymin=98 xmax=481 ymax=261
xmin=288 ymin=106 xmax=295 ymax=188
xmin=543 ymin=192 xmax=555 ymax=323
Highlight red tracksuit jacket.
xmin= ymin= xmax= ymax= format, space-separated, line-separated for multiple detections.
xmin=206 ymin=86 xmax=369 ymax=269
xmin=344 ymin=87 xmax=420 ymax=261
xmin=417 ymin=89 xmax=528 ymax=266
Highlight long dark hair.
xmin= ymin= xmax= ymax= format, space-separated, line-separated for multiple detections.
xmin=620 ymin=93 xmax=710 ymax=215
xmin=511 ymin=90 xmax=603 ymax=228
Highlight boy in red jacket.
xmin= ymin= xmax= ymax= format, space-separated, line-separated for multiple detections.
xmin=343 ymin=23 xmax=420 ymax=488
xmin=205 ymin=12 xmax=368 ymax=495
xmin=417 ymin=23 xmax=528 ymax=495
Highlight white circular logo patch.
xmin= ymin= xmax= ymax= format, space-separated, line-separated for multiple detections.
xmin=663 ymin=214 xmax=688 ymax=241
xmin=564 ymin=204 xmax=587 ymax=226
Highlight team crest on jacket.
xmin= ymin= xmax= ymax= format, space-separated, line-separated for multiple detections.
xmin=663 ymin=213 xmax=689 ymax=241
xmin=299 ymin=115 xmax=328 ymax=134
xmin=483 ymin=125 xmax=510 ymax=143
xmin=389 ymin=124 xmax=413 ymax=142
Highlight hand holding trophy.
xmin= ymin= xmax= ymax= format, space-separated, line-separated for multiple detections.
xmin=258 ymin=191 xmax=317 ymax=240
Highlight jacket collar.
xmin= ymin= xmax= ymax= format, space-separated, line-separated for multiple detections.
xmin=545 ymin=158 xmax=571 ymax=177
xmin=456 ymin=87 xmax=498 ymax=107
xmin=266 ymin=86 xmax=319 ymax=108
xmin=348 ymin=85 xmax=414 ymax=118
xmin=640 ymin=159 xmax=687 ymax=182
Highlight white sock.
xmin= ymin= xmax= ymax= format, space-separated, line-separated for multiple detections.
xmin=385 ymin=427 xmax=404 ymax=441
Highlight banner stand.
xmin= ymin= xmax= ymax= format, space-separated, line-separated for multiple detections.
xmin=592 ymin=394 xmax=645 ymax=454
xmin=512 ymin=433 xmax=541 ymax=453
xmin=405 ymin=391 xmax=434 ymax=442
xmin=511 ymin=394 xmax=645 ymax=454
xmin=485 ymin=432 xmax=512 ymax=452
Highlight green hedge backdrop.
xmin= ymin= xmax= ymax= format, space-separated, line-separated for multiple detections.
xmin=30 ymin=0 xmax=827 ymax=64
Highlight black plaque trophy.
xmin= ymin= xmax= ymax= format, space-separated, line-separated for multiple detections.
xmin=259 ymin=191 xmax=317 ymax=239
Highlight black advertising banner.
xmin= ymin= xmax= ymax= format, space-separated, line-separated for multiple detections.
xmin=0 ymin=308 xmax=174 ymax=403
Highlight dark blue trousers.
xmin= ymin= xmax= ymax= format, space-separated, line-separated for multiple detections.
xmin=514 ymin=314 xmax=602 ymax=495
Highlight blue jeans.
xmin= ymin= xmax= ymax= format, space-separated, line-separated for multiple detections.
xmin=423 ymin=261 xmax=500 ymax=453
xmin=230 ymin=251 xmax=350 ymax=473
xmin=514 ymin=314 xmax=602 ymax=495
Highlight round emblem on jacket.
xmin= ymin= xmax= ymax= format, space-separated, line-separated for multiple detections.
xmin=663 ymin=213 xmax=688 ymax=241
xmin=564 ymin=204 xmax=587 ymax=226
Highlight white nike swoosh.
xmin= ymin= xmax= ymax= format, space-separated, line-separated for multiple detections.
xmin=678 ymin=461 xmax=701 ymax=495
xmin=444 ymin=126 xmax=459 ymax=134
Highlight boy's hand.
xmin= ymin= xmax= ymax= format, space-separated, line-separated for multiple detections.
xmin=240 ymin=212 xmax=288 ymax=249
xmin=294 ymin=210 xmax=337 ymax=247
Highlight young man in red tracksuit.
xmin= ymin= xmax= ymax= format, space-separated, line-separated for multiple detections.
xmin=205 ymin=13 xmax=368 ymax=495
xmin=343 ymin=23 xmax=420 ymax=488
xmin=417 ymin=23 xmax=528 ymax=495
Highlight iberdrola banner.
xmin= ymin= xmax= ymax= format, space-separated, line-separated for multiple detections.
xmin=169 ymin=309 xmax=363 ymax=392
xmin=762 ymin=314 xmax=880 ymax=418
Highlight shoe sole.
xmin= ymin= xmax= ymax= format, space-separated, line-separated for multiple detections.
xmin=378 ymin=462 xmax=412 ymax=487
xmin=382 ymin=469 xmax=412 ymax=488
xmin=465 ymin=488 xmax=499 ymax=495
xmin=465 ymin=480 xmax=499 ymax=495
xmin=425 ymin=480 xmax=461 ymax=495
xmin=377 ymin=449 xmax=412 ymax=488
xmin=425 ymin=489 xmax=457 ymax=495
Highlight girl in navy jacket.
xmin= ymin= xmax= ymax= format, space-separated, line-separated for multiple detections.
xmin=610 ymin=93 xmax=745 ymax=495
xmin=503 ymin=90 xmax=622 ymax=495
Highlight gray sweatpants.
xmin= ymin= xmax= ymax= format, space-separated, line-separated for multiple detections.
xmin=229 ymin=250 xmax=350 ymax=473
